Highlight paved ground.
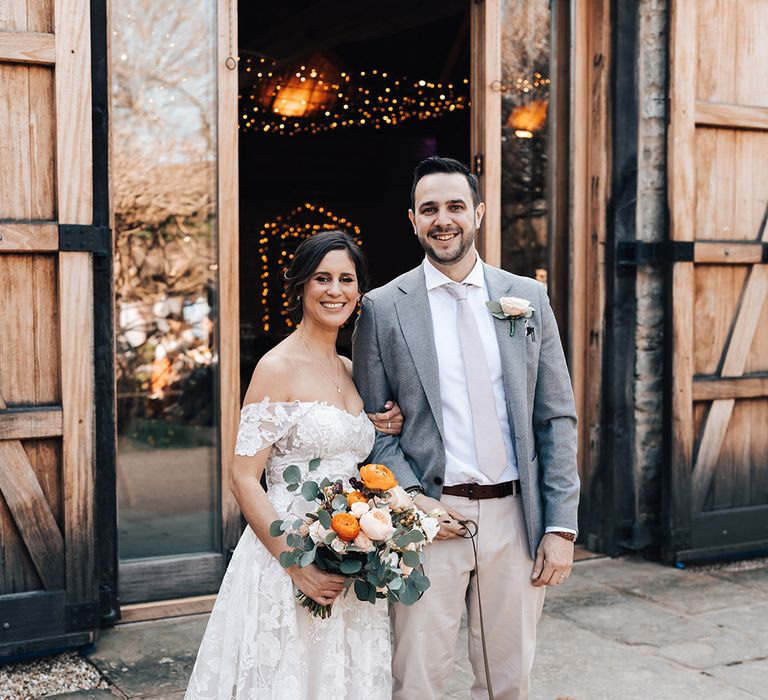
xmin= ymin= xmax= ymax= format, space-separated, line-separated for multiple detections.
xmin=3 ymin=554 xmax=768 ymax=699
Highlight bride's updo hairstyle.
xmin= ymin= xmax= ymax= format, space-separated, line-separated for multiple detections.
xmin=284 ymin=230 xmax=368 ymax=322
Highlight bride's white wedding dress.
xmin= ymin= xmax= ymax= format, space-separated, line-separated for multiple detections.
xmin=185 ymin=399 xmax=392 ymax=699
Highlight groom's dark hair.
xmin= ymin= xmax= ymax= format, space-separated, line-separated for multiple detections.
xmin=284 ymin=230 xmax=368 ymax=323
xmin=410 ymin=156 xmax=481 ymax=210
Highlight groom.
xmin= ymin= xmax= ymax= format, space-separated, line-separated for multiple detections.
xmin=353 ymin=156 xmax=579 ymax=699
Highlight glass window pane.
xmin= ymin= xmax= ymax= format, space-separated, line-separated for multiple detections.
xmin=500 ymin=0 xmax=551 ymax=284
xmin=111 ymin=0 xmax=220 ymax=560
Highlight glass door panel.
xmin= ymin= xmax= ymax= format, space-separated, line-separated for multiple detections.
xmin=110 ymin=0 xmax=222 ymax=601
xmin=500 ymin=0 xmax=551 ymax=282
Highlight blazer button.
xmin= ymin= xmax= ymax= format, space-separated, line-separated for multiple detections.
xmin=433 ymin=476 xmax=443 ymax=485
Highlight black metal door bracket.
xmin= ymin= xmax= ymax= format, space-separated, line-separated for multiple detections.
xmin=616 ymin=241 xmax=694 ymax=276
xmin=59 ymin=224 xmax=111 ymax=255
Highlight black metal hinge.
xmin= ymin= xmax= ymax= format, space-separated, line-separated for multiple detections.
xmin=65 ymin=602 xmax=100 ymax=632
xmin=616 ymin=241 xmax=694 ymax=276
xmin=59 ymin=224 xmax=111 ymax=255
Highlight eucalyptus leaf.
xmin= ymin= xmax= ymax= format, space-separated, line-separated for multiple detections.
xmin=282 ymin=464 xmax=301 ymax=485
xmin=485 ymin=300 xmax=502 ymax=313
xmin=286 ymin=483 xmax=299 ymax=492
xmin=308 ymin=458 xmax=321 ymax=472
xmin=332 ymin=495 xmax=348 ymax=512
xmin=269 ymin=520 xmax=284 ymax=538
xmin=354 ymin=579 xmax=371 ymax=602
xmin=387 ymin=577 xmax=403 ymax=591
xmin=300 ymin=547 xmax=316 ymax=568
xmin=340 ymin=558 xmax=363 ymax=574
xmin=399 ymin=580 xmax=420 ymax=605
xmin=286 ymin=533 xmax=301 ymax=548
xmin=278 ymin=551 xmax=295 ymax=569
xmin=395 ymin=529 xmax=424 ymax=548
xmin=491 ymin=311 xmax=508 ymax=320
xmin=323 ymin=531 xmax=338 ymax=545
xmin=401 ymin=549 xmax=421 ymax=568
xmin=301 ymin=481 xmax=320 ymax=501
xmin=318 ymin=509 xmax=332 ymax=529
xmin=319 ymin=477 xmax=332 ymax=489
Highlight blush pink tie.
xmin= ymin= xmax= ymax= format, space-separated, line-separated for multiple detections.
xmin=444 ymin=283 xmax=507 ymax=482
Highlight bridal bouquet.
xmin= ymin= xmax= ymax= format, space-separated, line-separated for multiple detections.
xmin=270 ymin=462 xmax=439 ymax=618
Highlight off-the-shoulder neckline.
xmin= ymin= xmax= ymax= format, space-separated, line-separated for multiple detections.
xmin=242 ymin=398 xmax=366 ymax=421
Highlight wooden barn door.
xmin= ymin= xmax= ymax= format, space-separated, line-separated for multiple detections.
xmin=667 ymin=0 xmax=768 ymax=561
xmin=0 ymin=0 xmax=101 ymax=654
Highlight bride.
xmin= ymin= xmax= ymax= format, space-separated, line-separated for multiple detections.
xmin=185 ymin=230 xmax=403 ymax=699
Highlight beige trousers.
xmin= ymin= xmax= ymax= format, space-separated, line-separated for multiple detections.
xmin=392 ymin=494 xmax=545 ymax=700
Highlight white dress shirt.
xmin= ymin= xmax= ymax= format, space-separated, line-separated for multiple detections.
xmin=423 ymin=255 xmax=575 ymax=536
xmin=423 ymin=255 xmax=519 ymax=486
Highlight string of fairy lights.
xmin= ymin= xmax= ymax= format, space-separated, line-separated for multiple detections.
xmin=239 ymin=55 xmax=473 ymax=136
xmin=257 ymin=203 xmax=363 ymax=332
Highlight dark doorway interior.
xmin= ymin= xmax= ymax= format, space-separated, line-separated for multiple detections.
xmin=237 ymin=0 xmax=471 ymax=379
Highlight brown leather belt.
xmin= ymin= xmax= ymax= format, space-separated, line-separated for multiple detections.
xmin=441 ymin=480 xmax=520 ymax=500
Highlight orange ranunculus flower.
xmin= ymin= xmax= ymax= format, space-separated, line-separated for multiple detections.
xmin=359 ymin=463 xmax=397 ymax=491
xmin=331 ymin=513 xmax=361 ymax=542
xmin=347 ymin=491 xmax=368 ymax=506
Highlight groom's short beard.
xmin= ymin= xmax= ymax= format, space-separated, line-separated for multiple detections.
xmin=421 ymin=226 xmax=475 ymax=265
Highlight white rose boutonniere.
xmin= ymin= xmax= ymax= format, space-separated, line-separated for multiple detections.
xmin=486 ymin=296 xmax=535 ymax=340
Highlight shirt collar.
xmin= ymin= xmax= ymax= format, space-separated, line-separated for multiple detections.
xmin=423 ymin=252 xmax=485 ymax=292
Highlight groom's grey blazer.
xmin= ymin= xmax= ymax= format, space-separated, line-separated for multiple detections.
xmin=352 ymin=262 xmax=579 ymax=557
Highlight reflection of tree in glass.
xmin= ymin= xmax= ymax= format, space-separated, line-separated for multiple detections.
xmin=500 ymin=0 xmax=550 ymax=278
xmin=111 ymin=0 xmax=218 ymax=442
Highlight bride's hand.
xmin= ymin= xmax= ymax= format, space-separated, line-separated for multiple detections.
xmin=287 ymin=563 xmax=345 ymax=606
xmin=368 ymin=400 xmax=404 ymax=435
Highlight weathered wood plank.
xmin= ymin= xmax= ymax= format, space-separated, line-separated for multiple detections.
xmin=693 ymin=374 xmax=768 ymax=401
xmin=54 ymin=0 xmax=92 ymax=224
xmin=28 ymin=65 xmax=56 ymax=220
xmin=0 ymin=65 xmax=32 ymax=219
xmin=469 ymin=0 xmax=500 ymax=266
xmin=0 ymin=31 xmax=54 ymax=64
xmin=667 ymin=0 xmax=697 ymax=550
xmin=32 ymin=254 xmax=60 ymax=402
xmin=694 ymin=241 xmax=768 ymax=263
xmin=119 ymin=594 xmax=216 ymax=624
xmin=692 ymin=207 xmax=768 ymax=511
xmin=0 ymin=223 xmax=58 ymax=251
xmin=59 ymin=252 xmax=95 ymax=603
xmin=119 ymin=554 xmax=223 ymax=604
xmin=695 ymin=101 xmax=768 ymax=131
xmin=0 ymin=407 xmax=62 ymax=439
xmin=0 ymin=436 xmax=65 ymax=589
xmin=218 ymin=0 xmax=242 ymax=555
xmin=0 ymin=255 xmax=35 ymax=405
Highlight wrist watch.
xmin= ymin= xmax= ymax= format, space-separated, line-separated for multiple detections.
xmin=405 ymin=486 xmax=423 ymax=498
xmin=551 ymin=531 xmax=576 ymax=542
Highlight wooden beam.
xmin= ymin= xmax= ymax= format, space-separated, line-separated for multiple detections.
xmin=470 ymin=0 xmax=501 ymax=266
xmin=218 ymin=0 xmax=242 ymax=556
xmin=0 ymin=31 xmax=55 ymax=65
xmin=55 ymin=0 xmax=92 ymax=224
xmin=666 ymin=0 xmax=697 ymax=550
xmin=692 ymin=206 xmax=768 ymax=512
xmin=0 ymin=390 xmax=65 ymax=590
xmin=119 ymin=594 xmax=216 ymax=624
xmin=693 ymin=374 xmax=768 ymax=401
xmin=59 ymin=252 xmax=96 ymax=603
xmin=694 ymin=241 xmax=767 ymax=264
xmin=0 ymin=407 xmax=63 ymax=440
xmin=0 ymin=222 xmax=58 ymax=251
xmin=695 ymin=101 xmax=768 ymax=131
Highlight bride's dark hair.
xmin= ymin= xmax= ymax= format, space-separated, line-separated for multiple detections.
xmin=284 ymin=230 xmax=368 ymax=322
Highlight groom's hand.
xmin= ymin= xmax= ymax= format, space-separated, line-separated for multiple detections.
xmin=413 ymin=494 xmax=466 ymax=540
xmin=531 ymin=533 xmax=574 ymax=587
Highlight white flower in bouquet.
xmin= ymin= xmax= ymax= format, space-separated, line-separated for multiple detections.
xmin=421 ymin=516 xmax=440 ymax=543
xmin=387 ymin=485 xmax=413 ymax=510
xmin=353 ymin=530 xmax=375 ymax=552
xmin=359 ymin=508 xmax=395 ymax=541
xmin=330 ymin=537 xmax=347 ymax=554
xmin=308 ymin=519 xmax=331 ymax=545
xmin=298 ymin=522 xmax=310 ymax=537
xmin=350 ymin=501 xmax=370 ymax=518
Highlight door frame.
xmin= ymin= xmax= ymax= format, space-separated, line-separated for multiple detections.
xmin=115 ymin=0 xmax=242 ymax=606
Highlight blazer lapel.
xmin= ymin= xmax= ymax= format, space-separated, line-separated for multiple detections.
xmin=394 ymin=267 xmax=445 ymax=440
xmin=483 ymin=264 xmax=529 ymax=451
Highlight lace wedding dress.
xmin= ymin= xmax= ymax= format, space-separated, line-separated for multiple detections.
xmin=185 ymin=399 xmax=392 ymax=699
